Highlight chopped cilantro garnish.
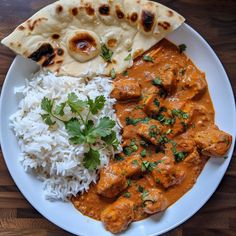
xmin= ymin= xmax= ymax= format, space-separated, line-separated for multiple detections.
xmin=140 ymin=149 xmax=147 ymax=157
xmin=124 ymin=53 xmax=132 ymax=61
xmin=181 ymin=121 xmax=189 ymax=132
xmin=166 ymin=129 xmax=172 ymax=134
xmin=54 ymin=102 xmax=66 ymax=116
xmin=123 ymin=192 xmax=131 ymax=198
xmin=124 ymin=146 xmax=134 ymax=156
xmin=127 ymin=179 xmax=132 ymax=187
xmin=143 ymin=55 xmax=154 ymax=62
xmin=164 ymin=118 xmax=175 ymax=126
xmin=83 ymin=148 xmax=100 ymax=171
xmin=178 ymin=44 xmax=187 ymax=53
xmin=149 ymin=125 xmax=159 ymax=138
xmin=153 ymin=98 xmax=160 ymax=107
xmin=158 ymin=134 xmax=169 ymax=144
xmin=110 ymin=68 xmax=116 ymax=79
xmin=172 ymin=109 xmax=189 ymax=120
xmin=102 ymin=131 xmax=119 ymax=150
xmin=157 ymin=113 xmax=165 ymax=123
xmin=132 ymin=159 xmax=139 ymax=166
xmin=100 ymin=44 xmax=113 ymax=62
xmin=138 ymin=185 xmax=144 ymax=193
xmin=126 ymin=117 xmax=150 ymax=126
xmin=152 ymin=77 xmax=162 ymax=86
xmin=141 ymin=161 xmax=157 ymax=172
xmin=122 ymin=70 xmax=128 ymax=76
xmin=174 ymin=151 xmax=187 ymax=162
xmin=114 ymin=154 xmax=124 ymax=161
xmin=87 ymin=95 xmax=105 ymax=115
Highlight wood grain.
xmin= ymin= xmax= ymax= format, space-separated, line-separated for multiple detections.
xmin=0 ymin=0 xmax=235 ymax=235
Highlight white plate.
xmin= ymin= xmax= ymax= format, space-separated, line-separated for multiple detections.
xmin=0 ymin=23 xmax=235 ymax=236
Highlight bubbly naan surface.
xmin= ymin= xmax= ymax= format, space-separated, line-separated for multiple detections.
xmin=1 ymin=0 xmax=185 ymax=77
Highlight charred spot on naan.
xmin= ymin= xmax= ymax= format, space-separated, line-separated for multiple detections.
xmin=56 ymin=5 xmax=63 ymax=14
xmin=52 ymin=34 xmax=60 ymax=40
xmin=115 ymin=5 xmax=125 ymax=19
xmin=131 ymin=13 xmax=138 ymax=23
xmin=28 ymin=43 xmax=56 ymax=67
xmin=71 ymin=7 xmax=78 ymax=16
xmin=98 ymin=4 xmax=110 ymax=16
xmin=69 ymin=33 xmax=97 ymax=54
xmin=141 ymin=10 xmax=155 ymax=33
xmin=85 ymin=4 xmax=95 ymax=16
xmin=57 ymin=48 xmax=64 ymax=56
xmin=67 ymin=30 xmax=101 ymax=62
xmin=167 ymin=10 xmax=174 ymax=17
xmin=158 ymin=21 xmax=171 ymax=31
xmin=107 ymin=38 xmax=117 ymax=48
xmin=26 ymin=18 xmax=47 ymax=31
xmin=18 ymin=25 xmax=25 ymax=31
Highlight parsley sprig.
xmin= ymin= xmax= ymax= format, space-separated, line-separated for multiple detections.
xmin=41 ymin=93 xmax=119 ymax=171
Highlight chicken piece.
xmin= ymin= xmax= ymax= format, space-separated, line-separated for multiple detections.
xmin=101 ymin=197 xmax=134 ymax=234
xmin=137 ymin=120 xmax=163 ymax=145
xmin=151 ymin=155 xmax=185 ymax=188
xmin=143 ymin=93 xmax=160 ymax=115
xmin=124 ymin=155 xmax=142 ymax=177
xmin=175 ymin=139 xmax=196 ymax=153
xmin=179 ymin=75 xmax=207 ymax=100
xmin=175 ymin=139 xmax=201 ymax=164
xmin=122 ymin=125 xmax=138 ymax=139
xmin=184 ymin=148 xmax=201 ymax=165
xmin=97 ymin=156 xmax=142 ymax=198
xmin=161 ymin=69 xmax=177 ymax=94
xmin=194 ymin=125 xmax=232 ymax=157
xmin=142 ymin=188 xmax=168 ymax=214
xmin=141 ymin=86 xmax=162 ymax=115
xmin=97 ymin=165 xmax=127 ymax=198
xmin=111 ymin=78 xmax=141 ymax=101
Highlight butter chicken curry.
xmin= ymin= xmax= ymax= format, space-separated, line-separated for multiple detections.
xmin=72 ymin=39 xmax=232 ymax=234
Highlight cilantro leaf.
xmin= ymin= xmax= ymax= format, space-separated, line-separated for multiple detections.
xmin=54 ymin=102 xmax=66 ymax=116
xmin=110 ymin=68 xmax=116 ymax=79
xmin=126 ymin=117 xmax=150 ymax=126
xmin=172 ymin=109 xmax=189 ymax=120
xmin=86 ymin=117 xmax=116 ymax=143
xmin=100 ymin=44 xmax=113 ymax=62
xmin=178 ymin=44 xmax=187 ymax=53
xmin=143 ymin=55 xmax=154 ymax=62
xmin=152 ymin=77 xmax=162 ymax=86
xmin=65 ymin=118 xmax=85 ymax=144
xmin=124 ymin=53 xmax=132 ymax=61
xmin=67 ymin=93 xmax=87 ymax=113
xmin=83 ymin=148 xmax=100 ymax=171
xmin=102 ymin=131 xmax=119 ymax=150
xmin=87 ymin=96 xmax=106 ymax=115
xmin=122 ymin=71 xmax=128 ymax=76
xmin=41 ymin=114 xmax=55 ymax=126
xmin=41 ymin=97 xmax=54 ymax=113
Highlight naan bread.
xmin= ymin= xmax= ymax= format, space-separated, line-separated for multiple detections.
xmin=1 ymin=0 xmax=185 ymax=77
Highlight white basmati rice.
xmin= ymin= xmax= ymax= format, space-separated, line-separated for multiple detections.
xmin=10 ymin=71 xmax=121 ymax=201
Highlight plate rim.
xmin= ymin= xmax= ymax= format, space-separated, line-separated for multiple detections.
xmin=0 ymin=23 xmax=235 ymax=236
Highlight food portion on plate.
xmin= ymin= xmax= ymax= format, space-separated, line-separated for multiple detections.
xmin=1 ymin=0 xmax=184 ymax=77
xmin=71 ymin=39 xmax=232 ymax=233
xmin=1 ymin=0 xmax=233 ymax=234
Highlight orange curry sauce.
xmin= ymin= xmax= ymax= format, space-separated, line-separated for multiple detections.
xmin=71 ymin=39 xmax=215 ymax=221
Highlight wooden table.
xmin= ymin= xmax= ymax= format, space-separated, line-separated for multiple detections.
xmin=0 ymin=1 xmax=235 ymax=235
